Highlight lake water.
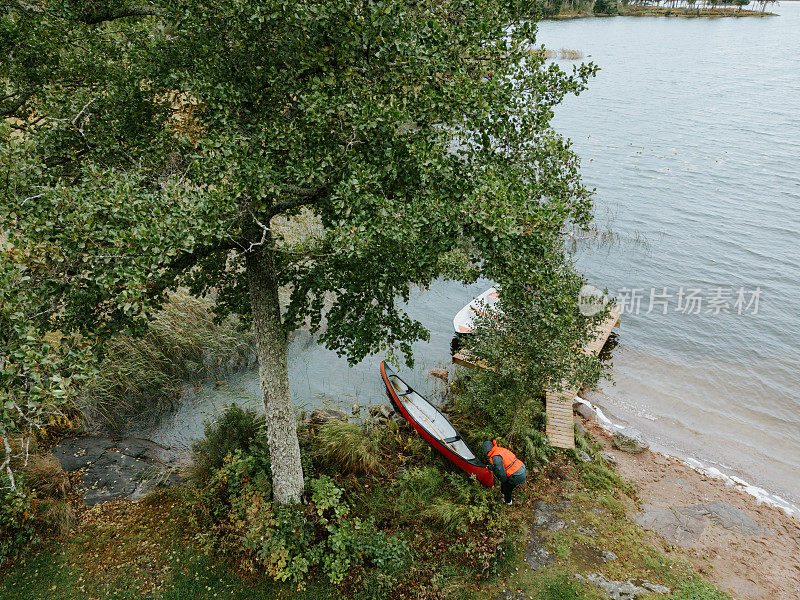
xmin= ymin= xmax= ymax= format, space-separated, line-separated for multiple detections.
xmin=536 ymin=3 xmax=800 ymax=508
xmin=139 ymin=5 xmax=800 ymax=509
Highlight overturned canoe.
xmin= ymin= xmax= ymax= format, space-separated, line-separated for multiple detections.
xmin=452 ymin=287 xmax=500 ymax=334
xmin=379 ymin=361 xmax=494 ymax=487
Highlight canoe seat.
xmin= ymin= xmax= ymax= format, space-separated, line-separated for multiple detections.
xmin=389 ymin=376 xmax=410 ymax=394
xmin=442 ymin=435 xmax=461 ymax=444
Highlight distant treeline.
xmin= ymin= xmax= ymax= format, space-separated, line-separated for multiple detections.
xmin=532 ymin=0 xmax=778 ymax=15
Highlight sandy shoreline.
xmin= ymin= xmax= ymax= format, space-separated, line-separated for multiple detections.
xmin=579 ymin=416 xmax=800 ymax=599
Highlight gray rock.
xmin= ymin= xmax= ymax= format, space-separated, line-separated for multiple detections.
xmin=576 ymin=573 xmax=669 ymax=600
xmin=525 ymin=527 xmax=554 ymax=570
xmin=496 ymin=591 xmax=526 ymax=600
xmin=600 ymin=451 xmax=617 ymax=465
xmin=638 ymin=501 xmax=770 ymax=546
xmin=577 ymin=525 xmax=597 ymax=537
xmin=533 ymin=500 xmax=567 ymax=532
xmin=576 ymin=404 xmax=597 ymax=420
xmin=601 ymin=550 xmax=618 ymax=562
xmin=309 ymin=409 xmax=348 ymax=424
xmin=52 ymin=435 xmax=116 ymax=472
xmin=612 ymin=428 xmax=649 ymax=454
xmin=575 ymin=422 xmax=586 ymax=438
xmin=636 ymin=505 xmax=706 ymax=546
xmin=368 ymin=403 xmax=394 ymax=421
xmin=680 ymin=500 xmax=770 ymax=536
xmin=577 ymin=450 xmax=592 ymax=463
xmin=52 ymin=435 xmax=179 ymax=506
xmin=642 ymin=582 xmax=671 ymax=594
xmin=112 ymin=438 xmax=172 ymax=464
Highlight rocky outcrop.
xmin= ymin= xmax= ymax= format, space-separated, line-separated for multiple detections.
xmin=600 ymin=451 xmax=617 ymax=465
xmin=525 ymin=500 xmax=570 ymax=570
xmin=52 ymin=435 xmax=179 ymax=506
xmin=612 ymin=428 xmax=649 ymax=454
xmin=637 ymin=500 xmax=771 ymax=546
xmin=575 ymin=574 xmax=670 ymax=599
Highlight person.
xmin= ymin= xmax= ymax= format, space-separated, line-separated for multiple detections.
xmin=483 ymin=439 xmax=526 ymax=505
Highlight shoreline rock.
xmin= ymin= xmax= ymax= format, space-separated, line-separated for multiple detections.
xmin=52 ymin=435 xmax=179 ymax=506
xmin=612 ymin=428 xmax=649 ymax=454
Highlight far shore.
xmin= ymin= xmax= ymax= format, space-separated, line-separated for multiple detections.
xmin=542 ymin=6 xmax=779 ymax=19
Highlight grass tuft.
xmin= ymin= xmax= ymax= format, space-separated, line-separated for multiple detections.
xmin=314 ymin=420 xmax=382 ymax=476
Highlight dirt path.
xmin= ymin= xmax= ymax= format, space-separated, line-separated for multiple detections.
xmin=588 ymin=424 xmax=800 ymax=600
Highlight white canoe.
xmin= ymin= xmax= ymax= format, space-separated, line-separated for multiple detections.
xmin=452 ymin=287 xmax=500 ymax=334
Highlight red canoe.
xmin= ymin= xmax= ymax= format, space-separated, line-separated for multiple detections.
xmin=380 ymin=361 xmax=494 ymax=488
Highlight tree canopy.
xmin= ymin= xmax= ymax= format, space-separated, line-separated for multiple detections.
xmin=1 ymin=0 xmax=597 ymax=500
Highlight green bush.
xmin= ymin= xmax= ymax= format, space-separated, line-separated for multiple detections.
xmin=393 ymin=468 xmax=506 ymax=536
xmin=191 ymin=404 xmax=268 ymax=484
xmin=580 ymin=461 xmax=634 ymax=496
xmin=191 ymin=470 xmax=407 ymax=590
xmin=0 ymin=476 xmax=37 ymax=565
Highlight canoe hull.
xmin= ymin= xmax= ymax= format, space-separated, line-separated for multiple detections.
xmin=380 ymin=361 xmax=494 ymax=488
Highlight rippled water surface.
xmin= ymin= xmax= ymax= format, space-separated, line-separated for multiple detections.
xmin=141 ymin=5 xmax=800 ymax=507
xmin=536 ymin=3 xmax=800 ymax=505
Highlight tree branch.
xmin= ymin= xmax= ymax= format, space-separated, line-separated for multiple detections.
xmin=79 ymin=5 xmax=164 ymax=24
xmin=268 ymin=185 xmax=328 ymax=218
xmin=0 ymin=87 xmax=37 ymax=118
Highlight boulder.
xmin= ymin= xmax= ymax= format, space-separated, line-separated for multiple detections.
xmin=612 ymin=428 xmax=649 ymax=454
xmin=577 ymin=450 xmax=592 ymax=463
xmin=52 ymin=435 xmax=116 ymax=472
xmin=601 ymin=550 xmax=618 ymax=562
xmin=309 ymin=409 xmax=348 ymax=425
xmin=636 ymin=505 xmax=705 ymax=546
xmin=574 ymin=422 xmax=586 ymax=438
xmin=575 ymin=403 xmax=597 ymax=421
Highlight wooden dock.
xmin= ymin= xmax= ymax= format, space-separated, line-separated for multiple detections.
xmin=452 ymin=304 xmax=621 ymax=450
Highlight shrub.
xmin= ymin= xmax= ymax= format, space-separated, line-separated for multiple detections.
xmin=0 ymin=476 xmax=36 ymax=565
xmin=18 ymin=454 xmax=74 ymax=537
xmin=314 ymin=420 xmax=381 ymax=476
xmin=190 ymin=404 xmax=268 ymax=484
xmin=191 ymin=470 xmax=407 ymax=590
xmin=393 ymin=467 xmax=506 ymax=536
xmin=580 ymin=461 xmax=634 ymax=496
xmin=512 ymin=426 xmax=554 ymax=469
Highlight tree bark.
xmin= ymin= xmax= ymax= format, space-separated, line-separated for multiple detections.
xmin=246 ymin=239 xmax=304 ymax=504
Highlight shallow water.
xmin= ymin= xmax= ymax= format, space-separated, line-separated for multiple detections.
xmin=138 ymin=5 xmax=800 ymax=508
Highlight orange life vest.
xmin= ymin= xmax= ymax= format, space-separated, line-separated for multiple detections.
xmin=486 ymin=440 xmax=523 ymax=477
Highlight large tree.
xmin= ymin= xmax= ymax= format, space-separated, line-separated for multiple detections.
xmin=1 ymin=0 xmax=595 ymax=502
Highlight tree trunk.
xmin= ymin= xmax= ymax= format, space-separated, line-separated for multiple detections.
xmin=246 ymin=240 xmax=304 ymax=504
